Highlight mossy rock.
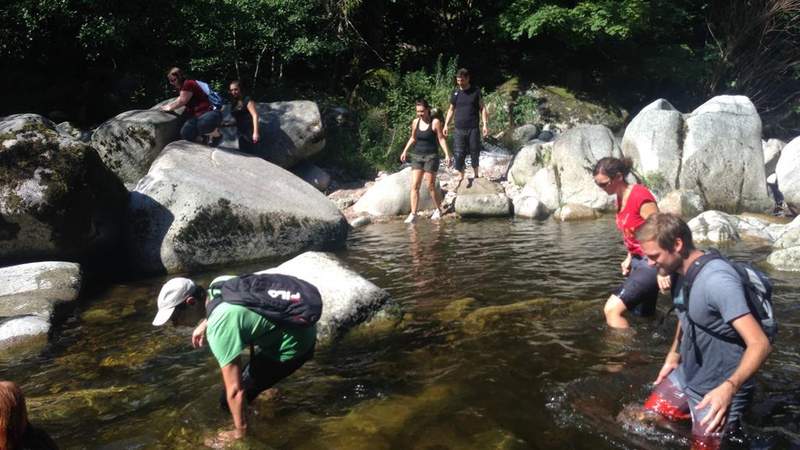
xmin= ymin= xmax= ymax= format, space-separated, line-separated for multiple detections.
xmin=0 ymin=114 xmax=128 ymax=266
xmin=528 ymin=85 xmax=628 ymax=132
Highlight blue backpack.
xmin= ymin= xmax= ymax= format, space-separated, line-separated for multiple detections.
xmin=195 ymin=80 xmax=224 ymax=110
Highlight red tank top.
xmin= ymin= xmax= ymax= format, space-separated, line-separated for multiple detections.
xmin=616 ymin=184 xmax=656 ymax=256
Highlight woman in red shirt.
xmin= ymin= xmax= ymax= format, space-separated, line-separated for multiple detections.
xmin=593 ymin=157 xmax=670 ymax=328
xmin=161 ymin=67 xmax=222 ymax=144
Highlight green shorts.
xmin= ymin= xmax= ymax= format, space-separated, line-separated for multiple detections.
xmin=409 ymin=152 xmax=440 ymax=173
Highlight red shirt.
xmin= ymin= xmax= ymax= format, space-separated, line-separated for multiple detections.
xmin=616 ymin=184 xmax=656 ymax=256
xmin=181 ymin=79 xmax=212 ymax=118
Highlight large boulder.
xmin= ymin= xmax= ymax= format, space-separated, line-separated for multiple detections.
xmin=552 ymin=125 xmax=620 ymax=209
xmin=510 ymin=124 xmax=539 ymax=148
xmin=621 ymin=99 xmax=683 ymax=196
xmin=657 ymin=189 xmax=705 ymax=219
xmin=259 ymin=251 xmax=395 ymax=342
xmin=219 ymin=101 xmax=325 ymax=168
xmin=775 ymin=136 xmax=800 ymax=210
xmin=0 ymin=261 xmax=81 ymax=351
xmin=352 ymin=167 xmax=442 ymax=216
xmin=521 ymin=166 xmax=560 ymax=212
xmin=478 ymin=144 xmax=514 ymax=180
xmin=454 ymin=178 xmax=511 ymax=217
xmin=91 ymin=109 xmax=183 ymax=188
xmin=507 ymin=143 xmax=547 ymax=186
xmin=0 ymin=114 xmax=128 ymax=266
xmin=526 ymin=85 xmax=628 ymax=131
xmin=767 ymin=247 xmax=800 ymax=272
xmin=680 ymin=96 xmax=771 ymax=212
xmin=127 ymin=142 xmax=348 ymax=274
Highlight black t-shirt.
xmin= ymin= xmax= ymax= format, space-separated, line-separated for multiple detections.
xmin=21 ymin=425 xmax=59 ymax=450
xmin=450 ymin=86 xmax=482 ymax=129
xmin=230 ymin=96 xmax=254 ymax=135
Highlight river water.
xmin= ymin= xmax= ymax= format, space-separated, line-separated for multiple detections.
xmin=2 ymin=217 xmax=798 ymax=449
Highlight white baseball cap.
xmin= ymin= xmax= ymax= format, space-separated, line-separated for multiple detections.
xmin=152 ymin=277 xmax=196 ymax=326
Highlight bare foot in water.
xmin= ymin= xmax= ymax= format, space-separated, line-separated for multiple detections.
xmin=257 ymin=387 xmax=280 ymax=402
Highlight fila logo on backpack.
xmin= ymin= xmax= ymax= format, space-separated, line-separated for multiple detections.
xmin=206 ymin=273 xmax=323 ymax=328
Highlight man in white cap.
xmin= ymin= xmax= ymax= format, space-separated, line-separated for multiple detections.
xmin=153 ymin=275 xmax=317 ymax=446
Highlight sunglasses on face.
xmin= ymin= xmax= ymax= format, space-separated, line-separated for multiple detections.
xmin=595 ymin=179 xmax=612 ymax=188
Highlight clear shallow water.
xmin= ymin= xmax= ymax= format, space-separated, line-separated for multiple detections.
xmin=2 ymin=217 xmax=799 ymax=449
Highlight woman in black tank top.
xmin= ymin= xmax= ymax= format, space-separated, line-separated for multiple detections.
xmin=400 ymin=99 xmax=452 ymax=223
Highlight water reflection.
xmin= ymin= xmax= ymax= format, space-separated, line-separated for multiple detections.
xmin=0 ymin=217 xmax=798 ymax=448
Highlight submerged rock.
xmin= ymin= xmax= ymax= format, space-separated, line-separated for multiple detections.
xmin=767 ymin=247 xmax=800 ymax=272
xmin=688 ymin=210 xmax=777 ymax=243
xmin=514 ymin=195 xmax=549 ymax=219
xmin=260 ymin=251 xmax=395 ymax=342
xmin=127 ymin=142 xmax=348 ymax=274
xmin=553 ymin=204 xmax=600 ymax=221
xmin=0 ymin=114 xmax=128 ymax=265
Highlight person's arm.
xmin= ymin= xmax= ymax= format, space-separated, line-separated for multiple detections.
xmin=697 ymin=314 xmax=771 ymax=432
xmin=191 ymin=319 xmax=208 ymax=348
xmin=480 ymin=99 xmax=489 ymax=138
xmin=222 ymin=359 xmax=247 ymax=436
xmin=246 ymin=100 xmax=260 ymax=143
xmin=443 ymin=105 xmax=454 ymax=137
xmin=400 ymin=119 xmax=418 ymax=162
xmin=621 ymin=252 xmax=632 ymax=276
xmin=162 ymin=89 xmax=193 ymax=111
xmin=655 ymin=321 xmax=682 ymax=384
xmin=433 ymin=119 xmax=451 ymax=165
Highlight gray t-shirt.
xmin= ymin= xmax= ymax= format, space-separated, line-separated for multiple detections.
xmin=673 ymin=259 xmax=752 ymax=395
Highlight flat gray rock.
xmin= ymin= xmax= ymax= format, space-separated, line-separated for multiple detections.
xmin=0 ymin=261 xmax=81 ymax=317
xmin=454 ymin=178 xmax=511 ymax=217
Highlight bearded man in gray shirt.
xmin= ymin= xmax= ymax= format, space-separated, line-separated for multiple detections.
xmin=635 ymin=213 xmax=771 ymax=449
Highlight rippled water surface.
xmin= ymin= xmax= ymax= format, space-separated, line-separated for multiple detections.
xmin=2 ymin=217 xmax=799 ymax=449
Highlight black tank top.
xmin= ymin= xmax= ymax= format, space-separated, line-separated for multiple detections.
xmin=413 ymin=118 xmax=437 ymax=154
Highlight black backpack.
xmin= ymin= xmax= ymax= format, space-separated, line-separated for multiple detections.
xmin=679 ymin=249 xmax=777 ymax=350
xmin=206 ymin=273 xmax=322 ymax=328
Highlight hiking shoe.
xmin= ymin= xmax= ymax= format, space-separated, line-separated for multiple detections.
xmin=430 ymin=209 xmax=442 ymax=221
xmin=404 ymin=213 xmax=416 ymax=224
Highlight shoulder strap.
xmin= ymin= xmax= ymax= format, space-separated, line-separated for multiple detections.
xmin=682 ymin=249 xmax=746 ymax=348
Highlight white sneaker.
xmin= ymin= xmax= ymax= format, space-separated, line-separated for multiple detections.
xmin=430 ymin=209 xmax=442 ymax=221
xmin=404 ymin=213 xmax=416 ymax=224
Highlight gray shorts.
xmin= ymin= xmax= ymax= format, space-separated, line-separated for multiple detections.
xmin=409 ymin=152 xmax=440 ymax=173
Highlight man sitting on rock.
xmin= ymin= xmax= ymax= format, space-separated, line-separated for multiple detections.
xmin=152 ymin=274 xmax=318 ymax=447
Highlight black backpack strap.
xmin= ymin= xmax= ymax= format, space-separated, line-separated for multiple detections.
xmin=205 ymin=296 xmax=225 ymax=318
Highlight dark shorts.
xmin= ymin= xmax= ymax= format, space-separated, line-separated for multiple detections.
xmin=613 ymin=255 xmax=658 ymax=316
xmin=220 ymin=345 xmax=315 ymax=412
xmin=452 ymin=127 xmax=481 ymax=171
xmin=409 ymin=152 xmax=440 ymax=173
xmin=644 ymin=371 xmax=751 ymax=448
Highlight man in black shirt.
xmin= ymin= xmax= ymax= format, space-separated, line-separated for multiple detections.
xmin=444 ymin=68 xmax=489 ymax=185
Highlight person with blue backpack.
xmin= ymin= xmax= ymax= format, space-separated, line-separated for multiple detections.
xmin=152 ymin=274 xmax=319 ymax=447
xmin=161 ymin=67 xmax=224 ymax=145
xmin=635 ymin=213 xmax=773 ymax=449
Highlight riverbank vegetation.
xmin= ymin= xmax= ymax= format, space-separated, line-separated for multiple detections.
xmin=3 ymin=0 xmax=799 ymax=175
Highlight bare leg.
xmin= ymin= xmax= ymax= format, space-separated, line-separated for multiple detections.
xmin=409 ymin=168 xmax=424 ymax=214
xmin=425 ymin=171 xmax=443 ymax=212
xmin=604 ymin=295 xmax=630 ymax=329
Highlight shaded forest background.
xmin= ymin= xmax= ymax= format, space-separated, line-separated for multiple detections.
xmin=2 ymin=0 xmax=799 ymax=173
